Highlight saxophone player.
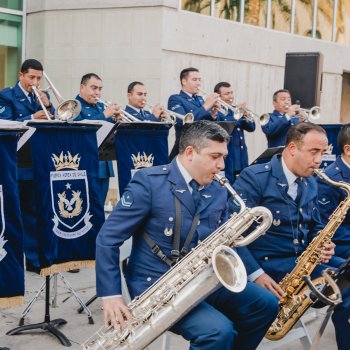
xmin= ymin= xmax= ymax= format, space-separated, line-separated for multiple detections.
xmin=231 ymin=123 xmax=350 ymax=350
xmin=318 ymin=123 xmax=350 ymax=259
xmin=95 ymin=121 xmax=278 ymax=350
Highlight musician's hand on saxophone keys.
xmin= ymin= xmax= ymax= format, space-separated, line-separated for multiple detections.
xmin=320 ymin=241 xmax=336 ymax=264
xmin=254 ymin=273 xmax=286 ymax=299
xmin=102 ymin=296 xmax=132 ymax=329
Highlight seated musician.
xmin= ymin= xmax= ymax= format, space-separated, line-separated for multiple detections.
xmin=261 ymin=89 xmax=305 ymax=148
xmin=210 ymin=81 xmax=256 ymax=183
xmin=167 ymin=67 xmax=218 ymax=159
xmin=0 ymin=58 xmax=55 ymax=121
xmin=231 ymin=123 xmax=350 ymax=350
xmin=96 ymin=121 xmax=278 ymax=350
xmin=74 ymin=73 xmax=121 ymax=205
xmin=318 ymin=123 xmax=350 ymax=259
xmin=124 ymin=81 xmax=164 ymax=121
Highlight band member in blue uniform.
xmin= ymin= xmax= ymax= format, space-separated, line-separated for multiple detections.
xmin=0 ymin=59 xmax=55 ymax=272
xmin=0 ymin=59 xmax=55 ymax=121
xmin=231 ymin=123 xmax=350 ymax=350
xmin=211 ymin=82 xmax=255 ymax=183
xmin=96 ymin=120 xmax=278 ymax=350
xmin=167 ymin=67 xmax=218 ymax=159
xmin=74 ymin=73 xmax=121 ymax=204
xmin=124 ymin=81 xmax=164 ymax=121
xmin=318 ymin=123 xmax=350 ymax=259
xmin=261 ymin=89 xmax=304 ymax=148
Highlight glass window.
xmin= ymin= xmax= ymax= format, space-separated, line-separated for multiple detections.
xmin=270 ymin=0 xmax=291 ymax=33
xmin=316 ymin=0 xmax=333 ymax=41
xmin=293 ymin=0 xmax=314 ymax=38
xmin=335 ymin=0 xmax=350 ymax=45
xmin=181 ymin=0 xmax=211 ymax=16
xmin=0 ymin=12 xmax=22 ymax=89
xmin=214 ymin=0 xmax=241 ymax=21
xmin=244 ymin=0 xmax=267 ymax=28
xmin=0 ymin=0 xmax=23 ymax=11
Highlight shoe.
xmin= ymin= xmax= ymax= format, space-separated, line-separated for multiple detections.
xmin=68 ymin=269 xmax=80 ymax=273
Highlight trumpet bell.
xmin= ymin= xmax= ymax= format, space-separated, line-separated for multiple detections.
xmin=212 ymin=245 xmax=247 ymax=293
xmin=259 ymin=113 xmax=270 ymax=126
xmin=55 ymin=99 xmax=82 ymax=121
xmin=307 ymin=106 xmax=320 ymax=121
xmin=182 ymin=113 xmax=194 ymax=124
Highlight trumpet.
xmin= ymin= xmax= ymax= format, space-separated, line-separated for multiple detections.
xmin=145 ymin=103 xmax=176 ymax=124
xmin=165 ymin=109 xmax=194 ymax=124
xmin=297 ymin=106 xmax=321 ymax=122
xmin=31 ymin=71 xmax=82 ymax=121
xmin=96 ymin=98 xmax=140 ymax=123
xmin=199 ymin=89 xmax=256 ymax=122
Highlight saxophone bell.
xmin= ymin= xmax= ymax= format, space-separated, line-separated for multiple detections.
xmin=212 ymin=245 xmax=247 ymax=292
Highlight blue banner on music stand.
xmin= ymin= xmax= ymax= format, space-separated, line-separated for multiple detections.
xmin=115 ymin=124 xmax=170 ymax=195
xmin=0 ymin=131 xmax=24 ymax=308
xmin=320 ymin=124 xmax=341 ymax=169
xmin=29 ymin=124 xmax=104 ymax=276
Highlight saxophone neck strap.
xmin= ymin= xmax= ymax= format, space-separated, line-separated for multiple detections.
xmin=143 ymin=196 xmax=200 ymax=267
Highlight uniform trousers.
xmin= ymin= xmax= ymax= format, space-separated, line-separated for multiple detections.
xmin=170 ymin=282 xmax=278 ymax=350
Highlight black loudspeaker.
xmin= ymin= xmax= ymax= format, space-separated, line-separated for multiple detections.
xmin=283 ymin=52 xmax=323 ymax=109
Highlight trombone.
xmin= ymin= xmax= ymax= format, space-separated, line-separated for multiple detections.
xmin=31 ymin=71 xmax=82 ymax=121
xmin=96 ymin=98 xmax=140 ymax=123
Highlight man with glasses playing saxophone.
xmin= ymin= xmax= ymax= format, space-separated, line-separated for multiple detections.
xmin=208 ymin=82 xmax=256 ymax=184
xmin=95 ymin=121 xmax=278 ymax=350
xmin=231 ymin=123 xmax=350 ymax=350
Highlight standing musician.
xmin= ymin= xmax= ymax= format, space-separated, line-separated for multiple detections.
xmin=210 ymin=81 xmax=255 ymax=183
xmin=0 ymin=58 xmax=55 ymax=121
xmin=74 ymin=73 xmax=121 ymax=205
xmin=318 ymin=123 xmax=350 ymax=259
xmin=231 ymin=123 xmax=350 ymax=350
xmin=261 ymin=89 xmax=305 ymax=148
xmin=0 ymin=59 xmax=55 ymax=273
xmin=96 ymin=121 xmax=278 ymax=350
xmin=167 ymin=67 xmax=218 ymax=159
xmin=124 ymin=81 xmax=164 ymax=121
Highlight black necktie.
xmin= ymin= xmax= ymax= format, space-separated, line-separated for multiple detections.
xmin=28 ymin=92 xmax=36 ymax=108
xmin=139 ymin=109 xmax=145 ymax=120
xmin=190 ymin=179 xmax=201 ymax=210
xmin=295 ymin=178 xmax=303 ymax=204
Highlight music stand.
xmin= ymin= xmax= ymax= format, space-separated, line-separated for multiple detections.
xmin=215 ymin=121 xmax=236 ymax=135
xmin=7 ymin=276 xmax=71 ymax=346
xmin=251 ymin=146 xmax=284 ymax=165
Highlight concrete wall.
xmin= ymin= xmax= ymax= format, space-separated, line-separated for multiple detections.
xmin=26 ymin=0 xmax=350 ymax=162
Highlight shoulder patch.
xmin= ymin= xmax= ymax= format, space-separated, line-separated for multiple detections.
xmin=120 ymin=191 xmax=133 ymax=207
xmin=0 ymin=106 xmax=5 ymax=114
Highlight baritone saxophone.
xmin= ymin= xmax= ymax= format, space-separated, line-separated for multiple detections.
xmin=266 ymin=169 xmax=347 ymax=341
xmin=82 ymin=174 xmax=273 ymax=350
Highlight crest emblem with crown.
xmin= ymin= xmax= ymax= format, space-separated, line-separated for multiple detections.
xmin=131 ymin=151 xmax=154 ymax=169
xmin=50 ymin=151 xmax=92 ymax=239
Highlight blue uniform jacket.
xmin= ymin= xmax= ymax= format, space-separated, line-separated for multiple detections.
xmin=0 ymin=82 xmax=55 ymax=122
xmin=124 ymin=105 xmax=158 ymax=122
xmin=230 ymin=154 xmax=344 ymax=281
xmin=168 ymin=91 xmax=211 ymax=139
xmin=216 ymin=110 xmax=255 ymax=173
xmin=74 ymin=95 xmax=114 ymax=179
xmin=261 ymin=110 xmax=299 ymax=148
xmin=317 ymin=156 xmax=350 ymax=248
xmin=96 ymin=159 xmax=259 ymax=298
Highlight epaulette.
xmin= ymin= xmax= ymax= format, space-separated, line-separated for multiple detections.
xmin=326 ymin=164 xmax=341 ymax=177
xmin=248 ymin=162 xmax=272 ymax=175
xmin=144 ymin=165 xmax=169 ymax=176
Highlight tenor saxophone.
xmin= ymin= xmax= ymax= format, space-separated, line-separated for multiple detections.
xmin=266 ymin=169 xmax=347 ymax=341
xmin=82 ymin=174 xmax=272 ymax=350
